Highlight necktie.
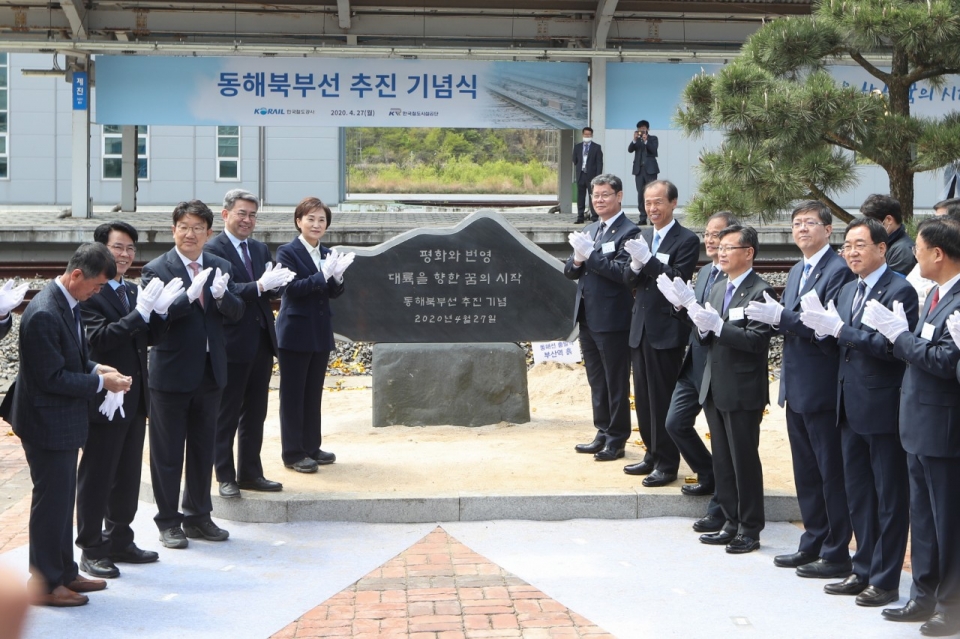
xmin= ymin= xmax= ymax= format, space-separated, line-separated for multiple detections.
xmin=240 ymin=241 xmax=256 ymax=281
xmin=703 ymin=267 xmax=719 ymax=301
xmin=594 ymin=222 xmax=606 ymax=244
xmin=73 ymin=304 xmax=83 ymax=342
xmin=116 ymin=283 xmax=131 ymax=314
xmin=798 ymin=262 xmax=812 ymax=293
xmin=722 ymin=281 xmax=735 ymax=314
xmin=188 ymin=261 xmax=205 ymax=309
xmin=851 ymin=279 xmax=868 ymax=319
xmin=929 ymin=288 xmax=940 ymax=314
xmin=651 ymin=232 xmax=661 ymax=256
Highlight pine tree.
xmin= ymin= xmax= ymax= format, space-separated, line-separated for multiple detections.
xmin=676 ymin=0 xmax=960 ymax=222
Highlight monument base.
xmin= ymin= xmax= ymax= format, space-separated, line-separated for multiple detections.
xmin=372 ymin=343 xmax=530 ymax=427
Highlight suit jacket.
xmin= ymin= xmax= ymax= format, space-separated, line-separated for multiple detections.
xmin=678 ymin=263 xmax=727 ymax=392
xmin=204 ymin=232 xmax=280 ymax=363
xmin=275 ymin=239 xmax=345 ymax=353
xmin=832 ymin=268 xmax=919 ymax=435
xmin=81 ymin=280 xmax=162 ymax=425
xmin=572 ymin=142 xmax=603 ymax=184
xmin=698 ymin=270 xmax=775 ymax=411
xmin=893 ymin=281 xmax=960 ymax=457
xmin=776 ymin=249 xmax=854 ymax=412
xmin=11 ymin=281 xmax=100 ymax=450
xmin=628 ymin=135 xmax=660 ymax=176
xmin=140 ymin=249 xmax=245 ymax=392
xmin=563 ymin=214 xmax=640 ymax=333
xmin=623 ymin=222 xmax=699 ymax=349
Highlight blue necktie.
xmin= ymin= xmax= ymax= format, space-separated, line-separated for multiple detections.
xmin=651 ymin=232 xmax=661 ymax=256
xmin=851 ymin=279 xmax=868 ymax=319
xmin=703 ymin=267 xmax=719 ymax=302
xmin=722 ymin=282 xmax=735 ymax=314
xmin=798 ymin=262 xmax=812 ymax=293
xmin=73 ymin=304 xmax=83 ymax=341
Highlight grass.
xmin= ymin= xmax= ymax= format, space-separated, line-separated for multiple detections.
xmin=348 ymin=158 xmax=558 ymax=194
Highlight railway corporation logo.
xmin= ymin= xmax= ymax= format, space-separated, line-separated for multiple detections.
xmin=254 ymin=107 xmax=286 ymax=115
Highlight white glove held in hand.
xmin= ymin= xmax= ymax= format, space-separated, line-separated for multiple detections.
xmin=691 ymin=302 xmax=724 ymax=335
xmin=152 ymin=278 xmax=185 ymax=315
xmin=863 ymin=299 xmax=909 ymax=343
xmin=744 ymin=291 xmax=784 ymax=326
xmin=321 ymin=250 xmax=339 ymax=281
xmin=799 ymin=290 xmax=825 ymax=313
xmin=331 ymin=252 xmax=356 ymax=280
xmin=258 ymin=262 xmax=296 ymax=292
xmin=947 ymin=310 xmax=960 ymax=345
xmin=568 ymin=232 xmax=594 ymax=263
xmin=209 ymin=268 xmax=230 ymax=300
xmin=98 ymin=391 xmax=126 ymax=422
xmin=656 ymin=273 xmax=682 ymax=307
xmin=187 ymin=267 xmax=212 ymax=303
xmin=624 ymin=237 xmax=651 ymax=270
xmin=0 ymin=280 xmax=29 ymax=316
xmin=800 ymin=299 xmax=844 ymax=338
xmin=671 ymin=277 xmax=697 ymax=309
xmin=135 ymin=278 xmax=164 ymax=317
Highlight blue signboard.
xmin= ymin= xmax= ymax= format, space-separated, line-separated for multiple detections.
xmin=72 ymin=71 xmax=88 ymax=111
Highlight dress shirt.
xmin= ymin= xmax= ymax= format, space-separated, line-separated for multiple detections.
xmin=55 ymin=276 xmax=102 ymax=392
xmin=798 ymin=243 xmax=832 ymax=292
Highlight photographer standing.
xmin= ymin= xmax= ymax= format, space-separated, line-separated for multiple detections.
xmin=628 ymin=120 xmax=660 ymax=226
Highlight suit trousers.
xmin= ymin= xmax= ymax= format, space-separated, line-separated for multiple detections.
xmin=76 ymin=410 xmax=147 ymax=558
xmin=702 ymin=394 xmax=765 ymax=538
xmin=785 ymin=406 xmax=852 ymax=562
xmin=631 ymin=337 xmax=683 ymax=472
xmin=907 ymin=452 xmax=960 ymax=614
xmin=841 ymin=423 xmax=909 ymax=591
xmin=576 ymin=179 xmax=594 ymax=219
xmin=578 ymin=321 xmax=632 ymax=446
xmin=664 ymin=368 xmax=722 ymax=517
xmin=149 ymin=358 xmax=222 ymax=531
xmin=21 ymin=442 xmax=79 ymax=593
xmin=215 ymin=327 xmax=274 ymax=483
xmin=278 ymin=348 xmax=330 ymax=465
xmin=635 ymin=173 xmax=656 ymax=217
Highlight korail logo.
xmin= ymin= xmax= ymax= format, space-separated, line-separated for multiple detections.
xmin=254 ymin=107 xmax=286 ymax=115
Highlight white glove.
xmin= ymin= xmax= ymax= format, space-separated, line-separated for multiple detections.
xmin=671 ymin=277 xmax=697 ymax=309
xmin=331 ymin=252 xmax=356 ymax=280
xmin=257 ymin=262 xmax=296 ymax=292
xmin=209 ymin=268 xmax=230 ymax=300
xmin=568 ymin=232 xmax=594 ymax=263
xmin=691 ymin=302 xmax=724 ymax=335
xmin=135 ymin=277 xmax=164 ymax=317
xmin=321 ymin=249 xmax=340 ymax=281
xmin=744 ymin=291 xmax=784 ymax=326
xmin=863 ymin=299 xmax=909 ymax=343
xmin=187 ymin=267 xmax=212 ymax=303
xmin=799 ymin=290 xmax=826 ymax=313
xmin=152 ymin=278 xmax=185 ymax=315
xmin=98 ymin=391 xmax=126 ymax=422
xmin=0 ymin=280 xmax=28 ymax=317
xmin=656 ymin=273 xmax=683 ymax=307
xmin=624 ymin=237 xmax=651 ymax=270
xmin=947 ymin=310 xmax=960 ymax=345
xmin=800 ymin=299 xmax=844 ymax=338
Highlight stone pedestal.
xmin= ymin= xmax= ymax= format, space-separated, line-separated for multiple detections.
xmin=372 ymin=343 xmax=530 ymax=427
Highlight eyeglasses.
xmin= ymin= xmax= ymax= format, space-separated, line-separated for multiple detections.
xmin=232 ymin=211 xmax=257 ymax=220
xmin=792 ymin=220 xmax=826 ymax=229
xmin=591 ymin=191 xmax=617 ymax=201
xmin=107 ymin=243 xmax=136 ymax=255
xmin=841 ymin=242 xmax=876 ymax=253
xmin=717 ymin=245 xmax=750 ymax=254
xmin=701 ymin=232 xmax=722 ymax=240
xmin=175 ymin=225 xmax=208 ymax=235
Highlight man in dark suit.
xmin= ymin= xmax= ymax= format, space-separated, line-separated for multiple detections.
xmin=572 ymin=127 xmax=603 ymax=224
xmin=205 ymin=189 xmax=293 ymax=498
xmin=11 ymin=243 xmax=132 ymax=606
xmin=619 ymin=180 xmax=699 ymax=484
xmin=674 ymin=225 xmax=774 ymax=554
xmin=141 ymin=200 xmax=245 ymax=550
xmin=564 ymin=174 xmax=640 ymax=461
xmin=660 ymin=211 xmax=738 ymax=532
xmin=76 ymin=222 xmax=176 ymax=579
xmin=866 ymin=216 xmax=960 ymax=636
xmin=799 ymin=218 xmax=917 ymax=607
xmin=627 ymin=120 xmax=659 ymax=225
xmin=860 ymin=194 xmax=917 ymax=276
xmin=744 ymin=200 xmax=855 ymax=578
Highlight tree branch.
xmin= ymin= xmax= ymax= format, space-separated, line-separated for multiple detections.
xmin=848 ymin=50 xmax=891 ymax=84
xmin=806 ymin=180 xmax=854 ymax=222
xmin=822 ymin=132 xmax=858 ymax=153
xmin=904 ymin=65 xmax=960 ymax=85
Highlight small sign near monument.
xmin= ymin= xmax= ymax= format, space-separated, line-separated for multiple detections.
xmin=531 ymin=341 xmax=582 ymax=365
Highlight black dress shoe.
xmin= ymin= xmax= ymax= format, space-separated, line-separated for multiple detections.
xmin=594 ymin=445 xmax=625 ymax=461
xmin=921 ymin=612 xmax=960 ymax=637
xmin=882 ymin=599 xmax=935 ymax=622
xmin=109 ymin=543 xmax=159 ymax=564
xmin=237 ymin=477 xmax=283 ymax=492
xmin=285 ymin=458 xmax=319 ymax=473
xmin=219 ymin=481 xmax=240 ymax=498
xmin=575 ymin=433 xmax=605 ymax=454
xmin=824 ymin=573 xmax=867 ymax=595
xmin=623 ymin=460 xmax=654 ymax=476
xmin=641 ymin=470 xmax=678 ymax=487
xmin=856 ymin=585 xmax=899 ymax=607
xmin=159 ymin=526 xmax=188 ymax=549
xmin=80 ymin=555 xmax=120 ymax=579
xmin=726 ymin=535 xmax=760 ymax=554
xmin=692 ymin=514 xmax=725 ymax=533
xmin=183 ymin=520 xmax=229 ymax=542
xmin=796 ymin=558 xmax=853 ymax=579
xmin=681 ymin=482 xmax=714 ymax=496
xmin=574 ymin=217 xmax=585 ymax=224
xmin=637 ymin=217 xmax=648 ymax=226
xmin=312 ymin=450 xmax=336 ymax=465
xmin=699 ymin=530 xmax=735 ymax=545
xmin=774 ymin=550 xmax=818 ymax=568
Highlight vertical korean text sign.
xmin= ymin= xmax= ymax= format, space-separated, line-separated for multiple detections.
xmin=72 ymin=71 xmax=88 ymax=111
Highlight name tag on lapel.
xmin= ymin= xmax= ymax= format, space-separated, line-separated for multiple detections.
xmin=728 ymin=307 xmax=745 ymax=321
xmin=601 ymin=241 xmax=616 ymax=255
xmin=920 ymin=323 xmax=936 ymax=340
xmin=655 ymin=252 xmax=671 ymax=264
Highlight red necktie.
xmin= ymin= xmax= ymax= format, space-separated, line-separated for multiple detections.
xmin=929 ymin=288 xmax=940 ymax=314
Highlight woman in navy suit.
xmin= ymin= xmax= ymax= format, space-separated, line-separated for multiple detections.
xmin=275 ymin=198 xmax=345 ymax=473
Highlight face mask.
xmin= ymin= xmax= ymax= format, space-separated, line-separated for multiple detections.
xmin=583 ymin=137 xmax=592 ymax=143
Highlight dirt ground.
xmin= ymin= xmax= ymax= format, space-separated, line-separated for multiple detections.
xmin=246 ymin=363 xmax=797 ymax=497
